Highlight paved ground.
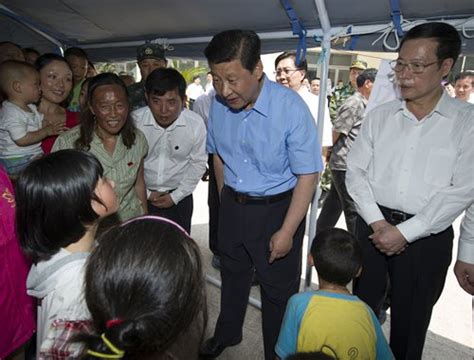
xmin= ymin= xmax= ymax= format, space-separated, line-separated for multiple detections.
xmin=190 ymin=181 xmax=473 ymax=359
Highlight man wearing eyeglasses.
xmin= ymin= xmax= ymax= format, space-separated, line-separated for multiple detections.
xmin=346 ymin=22 xmax=474 ymax=359
xmin=274 ymin=52 xmax=333 ymax=149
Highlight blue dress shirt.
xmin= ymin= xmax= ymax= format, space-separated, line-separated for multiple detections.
xmin=207 ymin=76 xmax=322 ymax=196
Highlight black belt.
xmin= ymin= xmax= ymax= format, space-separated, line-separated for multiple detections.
xmin=379 ymin=205 xmax=414 ymax=225
xmin=224 ymin=186 xmax=293 ymax=205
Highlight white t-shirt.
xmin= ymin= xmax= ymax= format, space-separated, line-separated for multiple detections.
xmin=0 ymin=101 xmax=44 ymax=157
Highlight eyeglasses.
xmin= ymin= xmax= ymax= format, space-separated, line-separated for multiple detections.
xmin=389 ymin=59 xmax=440 ymax=74
xmin=274 ymin=68 xmax=301 ymax=76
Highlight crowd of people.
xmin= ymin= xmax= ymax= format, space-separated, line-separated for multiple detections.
xmin=0 ymin=20 xmax=473 ymax=360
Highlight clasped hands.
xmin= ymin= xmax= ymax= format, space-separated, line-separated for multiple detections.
xmin=148 ymin=191 xmax=175 ymax=208
xmin=370 ymin=219 xmax=408 ymax=256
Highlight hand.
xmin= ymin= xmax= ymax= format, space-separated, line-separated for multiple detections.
xmin=369 ymin=223 xmax=408 ymax=256
xmin=149 ymin=191 xmax=175 ymax=209
xmin=269 ymin=229 xmax=293 ymax=264
xmin=43 ymin=120 xmax=66 ymax=136
xmin=453 ymin=260 xmax=474 ymax=295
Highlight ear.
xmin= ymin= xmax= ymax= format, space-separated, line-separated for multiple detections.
xmin=12 ymin=80 xmax=22 ymax=93
xmin=440 ymin=58 xmax=454 ymax=78
xmin=253 ymin=59 xmax=264 ymax=80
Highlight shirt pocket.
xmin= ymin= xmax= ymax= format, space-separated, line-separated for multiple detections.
xmin=424 ymin=149 xmax=456 ymax=188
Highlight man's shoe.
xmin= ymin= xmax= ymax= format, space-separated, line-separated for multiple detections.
xmin=199 ymin=337 xmax=239 ymax=358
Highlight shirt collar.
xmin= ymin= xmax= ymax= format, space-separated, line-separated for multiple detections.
xmin=399 ymin=88 xmax=452 ymax=119
xmin=143 ymin=107 xmax=187 ymax=130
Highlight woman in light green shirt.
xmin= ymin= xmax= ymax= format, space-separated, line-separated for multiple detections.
xmin=53 ymin=73 xmax=148 ymax=221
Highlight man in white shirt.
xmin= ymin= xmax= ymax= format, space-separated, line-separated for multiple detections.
xmin=274 ymin=52 xmax=332 ymax=148
xmin=346 ymin=22 xmax=474 ymax=359
xmin=133 ymin=68 xmax=207 ymax=233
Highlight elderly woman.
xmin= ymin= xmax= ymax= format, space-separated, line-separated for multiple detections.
xmin=35 ymin=53 xmax=78 ymax=153
xmin=52 ymin=73 xmax=148 ymax=221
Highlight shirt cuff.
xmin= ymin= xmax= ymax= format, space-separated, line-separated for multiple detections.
xmin=457 ymin=238 xmax=474 ymax=264
xmin=359 ymin=203 xmax=385 ymax=226
xmin=170 ymin=190 xmax=184 ymax=205
xmin=396 ymin=216 xmax=429 ymax=243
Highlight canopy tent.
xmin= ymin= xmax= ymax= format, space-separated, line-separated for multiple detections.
xmin=1 ymin=0 xmax=474 ymax=62
xmin=2 ymin=0 xmax=473 ymax=290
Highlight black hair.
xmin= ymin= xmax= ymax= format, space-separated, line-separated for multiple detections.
xmin=356 ymin=68 xmax=377 ymax=88
xmin=313 ymin=77 xmax=320 ymax=81
xmin=64 ymin=47 xmax=89 ymax=60
xmin=77 ymin=217 xmax=207 ymax=359
xmin=15 ymin=150 xmax=104 ymax=263
xmin=204 ymin=29 xmax=261 ymax=72
xmin=23 ymin=47 xmax=40 ymax=56
xmin=35 ymin=53 xmax=71 ymax=72
xmin=75 ymin=72 xmax=137 ymax=150
xmin=274 ymin=51 xmax=308 ymax=72
xmin=311 ymin=228 xmax=362 ymax=286
xmin=145 ymin=68 xmax=186 ymax=100
xmin=454 ymin=71 xmax=473 ymax=83
xmin=400 ymin=22 xmax=461 ymax=69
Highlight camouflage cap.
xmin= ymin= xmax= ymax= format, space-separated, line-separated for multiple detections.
xmin=350 ymin=60 xmax=368 ymax=70
xmin=137 ymin=43 xmax=166 ymax=62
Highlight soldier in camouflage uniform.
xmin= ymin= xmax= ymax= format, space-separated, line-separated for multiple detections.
xmin=317 ymin=60 xmax=367 ymax=229
xmin=128 ymin=43 xmax=167 ymax=111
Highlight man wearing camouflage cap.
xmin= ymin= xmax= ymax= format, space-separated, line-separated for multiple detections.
xmin=128 ymin=43 xmax=167 ymax=110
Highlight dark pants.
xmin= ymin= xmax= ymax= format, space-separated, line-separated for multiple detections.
xmin=214 ymin=187 xmax=305 ymax=360
xmin=147 ymin=194 xmax=193 ymax=234
xmin=353 ymin=210 xmax=453 ymax=360
xmin=316 ymin=179 xmax=342 ymax=232
xmin=331 ymin=169 xmax=357 ymax=235
xmin=208 ymin=155 xmax=220 ymax=255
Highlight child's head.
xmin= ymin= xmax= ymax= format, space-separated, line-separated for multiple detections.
xmin=16 ymin=150 xmax=118 ymax=263
xmin=0 ymin=60 xmax=40 ymax=104
xmin=311 ymin=228 xmax=362 ymax=287
xmin=64 ymin=47 xmax=89 ymax=84
xmin=78 ymin=216 xmax=206 ymax=359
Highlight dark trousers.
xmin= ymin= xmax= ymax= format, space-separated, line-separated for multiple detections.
xmin=147 ymin=194 xmax=193 ymax=234
xmin=353 ymin=211 xmax=453 ymax=360
xmin=214 ymin=187 xmax=305 ymax=360
xmin=208 ymin=155 xmax=220 ymax=255
xmin=316 ymin=179 xmax=342 ymax=232
xmin=331 ymin=169 xmax=358 ymax=235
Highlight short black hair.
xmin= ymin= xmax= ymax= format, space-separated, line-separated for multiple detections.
xmin=23 ymin=47 xmax=40 ymax=56
xmin=145 ymin=67 xmax=186 ymax=100
xmin=204 ymin=29 xmax=261 ymax=72
xmin=64 ymin=47 xmax=89 ymax=60
xmin=311 ymin=228 xmax=362 ymax=286
xmin=356 ymin=68 xmax=377 ymax=88
xmin=454 ymin=71 xmax=473 ymax=83
xmin=76 ymin=217 xmax=207 ymax=358
xmin=16 ymin=150 xmax=104 ymax=263
xmin=400 ymin=22 xmax=461 ymax=69
xmin=274 ymin=51 xmax=308 ymax=72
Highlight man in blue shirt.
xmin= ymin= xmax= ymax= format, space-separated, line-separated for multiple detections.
xmin=200 ymin=30 xmax=323 ymax=360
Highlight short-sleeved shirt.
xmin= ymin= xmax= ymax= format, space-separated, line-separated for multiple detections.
xmin=0 ymin=101 xmax=43 ymax=157
xmin=275 ymin=291 xmax=393 ymax=360
xmin=128 ymin=82 xmax=147 ymax=111
xmin=52 ymin=126 xmax=149 ymax=221
xmin=329 ymin=91 xmax=367 ymax=171
xmin=207 ymin=76 xmax=323 ymax=196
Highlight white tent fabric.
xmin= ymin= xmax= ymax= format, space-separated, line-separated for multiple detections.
xmin=1 ymin=0 xmax=474 ymax=61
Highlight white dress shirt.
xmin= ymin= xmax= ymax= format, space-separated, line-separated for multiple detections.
xmin=133 ymin=107 xmax=207 ymax=204
xmin=346 ymin=92 xmax=474 ymax=242
xmin=297 ymin=88 xmax=332 ymax=147
xmin=458 ymin=204 xmax=474 ymax=264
